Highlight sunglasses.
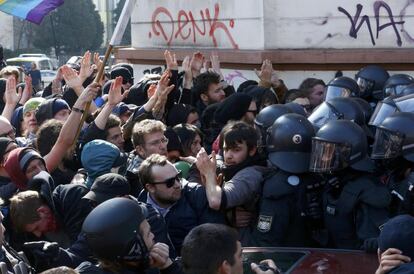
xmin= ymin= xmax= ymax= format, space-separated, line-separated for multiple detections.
xmin=151 ymin=171 xmax=182 ymax=188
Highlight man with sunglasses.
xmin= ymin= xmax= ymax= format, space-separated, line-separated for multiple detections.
xmin=137 ymin=154 xmax=225 ymax=255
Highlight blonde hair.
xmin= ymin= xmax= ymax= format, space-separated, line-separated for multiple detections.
xmin=131 ymin=119 xmax=166 ymax=147
xmin=0 ymin=66 xmax=20 ymax=82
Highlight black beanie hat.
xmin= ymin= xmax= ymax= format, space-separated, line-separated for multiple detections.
xmin=110 ymin=67 xmax=133 ymax=85
xmin=214 ymin=93 xmax=252 ymax=125
xmin=165 ymin=127 xmax=183 ymax=153
xmin=166 ymin=103 xmax=195 ymax=127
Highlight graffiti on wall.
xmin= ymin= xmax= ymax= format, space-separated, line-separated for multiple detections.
xmin=316 ymin=0 xmax=413 ymax=47
xmin=149 ymin=3 xmax=239 ymax=49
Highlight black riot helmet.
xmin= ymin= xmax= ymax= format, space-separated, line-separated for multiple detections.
xmin=351 ymin=97 xmax=373 ymax=124
xmin=371 ymin=112 xmax=414 ymax=162
xmin=308 ymin=97 xmax=365 ymax=130
xmin=325 ymin=76 xmax=360 ymax=101
xmin=82 ymin=198 xmax=149 ymax=264
xmin=285 ymin=102 xmax=309 ymax=117
xmin=355 ymin=65 xmax=389 ymax=99
xmin=309 ymin=120 xmax=374 ymax=173
xmin=254 ymin=104 xmax=291 ymax=148
xmin=267 ymin=113 xmax=315 ymax=173
xmin=383 ymin=74 xmax=414 ymax=97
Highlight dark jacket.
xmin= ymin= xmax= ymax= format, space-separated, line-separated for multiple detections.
xmin=51 ymin=184 xmax=93 ymax=245
xmin=138 ymin=181 xmax=226 ymax=254
xmin=323 ymin=172 xmax=391 ymax=249
xmin=76 ymin=259 xmax=183 ymax=274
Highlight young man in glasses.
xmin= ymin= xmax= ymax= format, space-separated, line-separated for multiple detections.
xmin=137 ymin=154 xmax=225 ymax=255
xmin=127 ymin=119 xmax=169 ymax=195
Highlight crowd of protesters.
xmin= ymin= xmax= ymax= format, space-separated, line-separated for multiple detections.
xmin=0 ymin=46 xmax=414 ymax=274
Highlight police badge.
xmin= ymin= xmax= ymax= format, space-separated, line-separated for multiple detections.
xmin=257 ymin=215 xmax=273 ymax=232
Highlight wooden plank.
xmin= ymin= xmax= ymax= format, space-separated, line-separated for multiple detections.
xmin=115 ymin=47 xmax=414 ymax=70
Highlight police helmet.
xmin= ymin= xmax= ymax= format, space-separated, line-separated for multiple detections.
xmin=355 ymin=65 xmax=389 ymax=98
xmin=267 ymin=113 xmax=315 ymax=173
xmin=351 ymin=97 xmax=373 ymax=124
xmin=254 ymin=104 xmax=291 ymax=148
xmin=383 ymin=74 xmax=414 ymax=97
xmin=284 ymin=102 xmax=308 ymax=117
xmin=82 ymin=198 xmax=149 ymax=263
xmin=308 ymin=97 xmax=365 ymax=130
xmin=325 ymin=76 xmax=360 ymax=101
xmin=309 ymin=120 xmax=374 ymax=173
xmin=371 ymin=112 xmax=414 ymax=162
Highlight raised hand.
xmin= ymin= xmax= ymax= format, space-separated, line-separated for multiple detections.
xmin=164 ymin=50 xmax=178 ymax=71
xmin=210 ymin=52 xmax=224 ymax=80
xmin=156 ymin=70 xmax=175 ymax=99
xmin=190 ymin=52 xmax=204 ymax=78
xmin=5 ymin=77 xmax=22 ymax=106
xmin=93 ymin=52 xmax=103 ymax=73
xmin=147 ymin=83 xmax=157 ymax=98
xmin=255 ymin=59 xmax=273 ymax=85
xmin=182 ymin=56 xmax=193 ymax=89
xmin=79 ymin=51 xmax=94 ymax=81
xmin=19 ymin=75 xmax=32 ymax=104
xmin=62 ymin=65 xmax=83 ymax=90
xmin=108 ymin=76 xmax=127 ymax=106
xmin=196 ymin=148 xmax=217 ymax=177
xmin=79 ymin=82 xmax=100 ymax=104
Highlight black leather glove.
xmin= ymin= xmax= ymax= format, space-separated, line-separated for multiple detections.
xmin=362 ymin=237 xmax=378 ymax=253
xmin=22 ymin=241 xmax=60 ymax=272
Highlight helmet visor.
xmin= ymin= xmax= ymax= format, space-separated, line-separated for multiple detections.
xmin=309 ymin=139 xmax=351 ymax=172
xmin=385 ymin=85 xmax=409 ymax=97
xmin=356 ymin=77 xmax=374 ymax=95
xmin=368 ymin=101 xmax=398 ymax=126
xmin=325 ymin=86 xmax=351 ymax=101
xmin=371 ymin=128 xmax=404 ymax=159
xmin=308 ymin=102 xmax=342 ymax=128
xmin=395 ymin=94 xmax=414 ymax=113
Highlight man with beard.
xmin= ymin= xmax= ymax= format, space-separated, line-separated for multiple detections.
xmin=137 ymin=154 xmax=225 ymax=255
xmin=192 ymin=71 xmax=226 ymax=117
xmin=196 ymin=121 xmax=268 ymax=246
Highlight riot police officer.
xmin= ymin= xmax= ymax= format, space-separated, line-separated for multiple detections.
xmin=76 ymin=198 xmax=181 ymax=274
xmin=324 ymin=76 xmax=360 ymax=101
xmin=254 ymin=113 xmax=327 ymax=247
xmin=383 ymin=74 xmax=414 ymax=98
xmin=309 ymin=120 xmax=390 ymax=249
xmin=371 ymin=112 xmax=414 ymax=216
xmin=254 ymin=104 xmax=291 ymax=152
xmin=355 ymin=65 xmax=390 ymax=105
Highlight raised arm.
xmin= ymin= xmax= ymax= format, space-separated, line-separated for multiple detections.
xmin=1 ymin=77 xmax=22 ymax=121
xmin=44 ymin=81 xmax=99 ymax=172
xmin=196 ymin=148 xmax=221 ymax=210
xmin=94 ymin=76 xmax=126 ymax=129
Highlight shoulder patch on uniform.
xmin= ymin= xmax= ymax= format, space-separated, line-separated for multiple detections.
xmin=257 ymin=215 xmax=273 ymax=232
xmin=287 ymin=175 xmax=300 ymax=186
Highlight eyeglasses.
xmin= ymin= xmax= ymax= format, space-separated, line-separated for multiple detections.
xmin=151 ymin=171 xmax=182 ymax=188
xmin=146 ymin=137 xmax=169 ymax=147
xmin=0 ymin=127 xmax=16 ymax=138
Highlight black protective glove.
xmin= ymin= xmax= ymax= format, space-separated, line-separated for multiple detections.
xmin=362 ymin=237 xmax=378 ymax=254
xmin=22 ymin=241 xmax=60 ymax=272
